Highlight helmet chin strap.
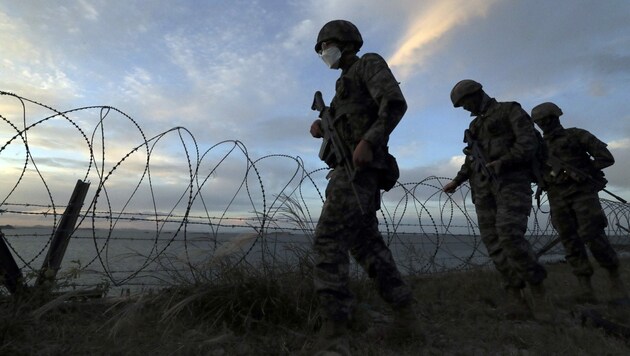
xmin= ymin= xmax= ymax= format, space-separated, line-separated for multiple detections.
xmin=543 ymin=120 xmax=562 ymax=134
xmin=337 ymin=45 xmax=361 ymax=70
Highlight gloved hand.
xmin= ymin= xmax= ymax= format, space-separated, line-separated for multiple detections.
xmin=443 ymin=181 xmax=459 ymax=194
xmin=353 ymin=139 xmax=373 ymax=168
xmin=310 ymin=119 xmax=323 ymax=138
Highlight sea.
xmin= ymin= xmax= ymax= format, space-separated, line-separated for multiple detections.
xmin=1 ymin=226 xmax=625 ymax=296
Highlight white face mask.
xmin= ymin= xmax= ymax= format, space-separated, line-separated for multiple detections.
xmin=319 ymin=46 xmax=341 ymax=69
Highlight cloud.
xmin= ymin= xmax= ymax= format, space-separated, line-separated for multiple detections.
xmin=387 ymin=0 xmax=499 ymax=79
xmin=282 ymin=19 xmax=317 ymax=52
xmin=400 ymin=155 xmax=464 ymax=183
xmin=78 ymin=0 xmax=99 ymax=21
xmin=120 ymin=68 xmax=155 ymax=99
xmin=0 ymin=11 xmax=80 ymax=101
xmin=606 ymin=141 xmax=630 ymax=191
xmin=157 ymin=29 xmax=303 ymax=143
xmin=608 ymin=138 xmax=630 ymax=150
xmin=2 ymin=0 xmax=630 ymax=222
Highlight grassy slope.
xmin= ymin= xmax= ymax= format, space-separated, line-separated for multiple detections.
xmin=2 ymin=258 xmax=630 ymax=355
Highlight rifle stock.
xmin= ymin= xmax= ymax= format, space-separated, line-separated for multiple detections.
xmin=312 ymin=91 xmax=364 ymax=214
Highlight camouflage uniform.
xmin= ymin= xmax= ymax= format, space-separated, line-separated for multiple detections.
xmin=451 ymin=98 xmax=547 ymax=289
xmin=314 ymin=53 xmax=413 ymax=322
xmin=541 ymin=127 xmax=619 ymax=277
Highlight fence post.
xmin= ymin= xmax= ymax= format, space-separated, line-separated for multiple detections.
xmin=0 ymin=230 xmax=24 ymax=294
xmin=36 ymin=179 xmax=90 ymax=288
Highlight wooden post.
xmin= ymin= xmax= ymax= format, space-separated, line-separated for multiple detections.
xmin=36 ymin=180 xmax=90 ymax=288
xmin=0 ymin=230 xmax=24 ymax=294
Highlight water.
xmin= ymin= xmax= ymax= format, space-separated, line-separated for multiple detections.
xmin=0 ymin=226 xmax=590 ymax=296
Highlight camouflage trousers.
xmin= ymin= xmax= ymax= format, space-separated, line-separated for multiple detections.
xmin=313 ymin=168 xmax=413 ymax=322
xmin=548 ymin=189 xmax=619 ymax=276
xmin=474 ymin=179 xmax=547 ymax=289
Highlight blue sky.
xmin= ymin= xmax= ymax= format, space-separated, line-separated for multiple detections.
xmin=1 ymin=0 xmax=630 ymax=225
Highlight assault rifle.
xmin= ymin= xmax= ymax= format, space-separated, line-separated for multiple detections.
xmin=547 ymin=154 xmax=626 ymax=204
xmin=463 ymin=129 xmax=501 ymax=189
xmin=312 ymin=91 xmax=365 ymax=214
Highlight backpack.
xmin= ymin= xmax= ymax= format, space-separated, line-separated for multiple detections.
xmin=491 ymin=102 xmax=547 ymax=185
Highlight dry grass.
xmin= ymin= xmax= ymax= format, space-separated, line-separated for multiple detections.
xmin=2 ymin=256 xmax=630 ymax=355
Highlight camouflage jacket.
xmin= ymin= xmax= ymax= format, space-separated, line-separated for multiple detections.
xmin=453 ymin=98 xmax=538 ymax=189
xmin=542 ymin=127 xmax=614 ymax=195
xmin=330 ymin=53 xmax=406 ymax=170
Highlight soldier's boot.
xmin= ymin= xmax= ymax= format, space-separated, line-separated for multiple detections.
xmin=364 ymin=303 xmax=426 ymax=344
xmin=385 ymin=303 xmax=426 ymax=344
xmin=312 ymin=319 xmax=351 ymax=356
xmin=574 ymin=275 xmax=598 ymax=304
xmin=608 ymin=268 xmax=629 ymax=303
xmin=530 ymin=283 xmax=556 ymax=323
xmin=501 ymin=287 xmax=532 ymax=320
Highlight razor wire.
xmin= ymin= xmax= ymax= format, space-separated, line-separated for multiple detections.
xmin=0 ymin=91 xmax=629 ymax=293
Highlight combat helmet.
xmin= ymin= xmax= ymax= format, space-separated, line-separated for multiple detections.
xmin=315 ymin=20 xmax=363 ymax=53
xmin=450 ymin=79 xmax=483 ymax=107
xmin=531 ymin=102 xmax=563 ymax=122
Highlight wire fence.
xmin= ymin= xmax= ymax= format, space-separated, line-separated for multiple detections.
xmin=1 ymin=91 xmax=629 ymax=295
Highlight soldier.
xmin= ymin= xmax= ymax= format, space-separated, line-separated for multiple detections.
xmin=309 ymin=20 xmax=419 ymax=353
xmin=531 ymin=102 xmax=628 ymax=304
xmin=443 ymin=80 xmax=553 ymax=321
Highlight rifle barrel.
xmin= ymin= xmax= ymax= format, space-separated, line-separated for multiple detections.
xmin=603 ymin=189 xmax=627 ymax=204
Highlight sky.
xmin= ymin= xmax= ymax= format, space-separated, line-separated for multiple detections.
xmin=1 ymin=0 xmax=629 ymax=227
